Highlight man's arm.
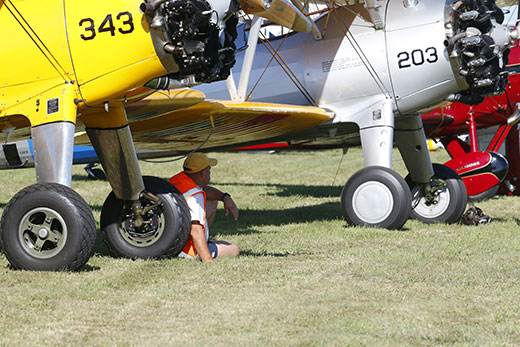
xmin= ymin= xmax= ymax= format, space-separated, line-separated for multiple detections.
xmin=203 ymin=186 xmax=238 ymax=221
xmin=190 ymin=223 xmax=214 ymax=262
xmin=203 ymin=186 xmax=225 ymax=200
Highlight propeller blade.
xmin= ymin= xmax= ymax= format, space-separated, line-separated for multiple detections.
xmin=239 ymin=0 xmax=312 ymax=33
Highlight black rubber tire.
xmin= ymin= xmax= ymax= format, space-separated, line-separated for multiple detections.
xmin=341 ymin=166 xmax=411 ymax=229
xmin=101 ymin=176 xmax=190 ymax=259
xmin=0 ymin=183 xmax=96 ymax=271
xmin=406 ymin=163 xmax=467 ymax=224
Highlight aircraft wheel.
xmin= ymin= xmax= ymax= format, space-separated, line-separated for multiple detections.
xmin=101 ymin=176 xmax=190 ymax=259
xmin=0 ymin=183 xmax=96 ymax=271
xmin=406 ymin=163 xmax=467 ymax=224
xmin=341 ymin=166 xmax=411 ymax=229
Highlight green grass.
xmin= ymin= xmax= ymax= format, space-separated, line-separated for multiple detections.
xmin=1 ymin=148 xmax=520 ymax=345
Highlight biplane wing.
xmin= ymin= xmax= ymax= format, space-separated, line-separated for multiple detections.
xmin=0 ymin=88 xmax=333 ymax=168
xmin=75 ymin=89 xmax=334 ymax=153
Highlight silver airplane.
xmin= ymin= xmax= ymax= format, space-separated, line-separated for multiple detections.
xmin=196 ymin=0 xmax=519 ymax=229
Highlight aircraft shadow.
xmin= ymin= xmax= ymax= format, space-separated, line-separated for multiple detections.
xmin=209 ymin=181 xmax=344 ymax=198
xmin=239 ymin=250 xmax=304 ymax=257
xmin=93 ymin=230 xmax=111 ymax=257
xmin=92 ymin=201 xmax=343 ymax=257
xmin=72 ymin=174 xmax=94 ymax=182
xmin=211 ymin=201 xmax=343 ymax=236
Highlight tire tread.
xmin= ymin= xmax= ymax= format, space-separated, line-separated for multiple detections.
xmin=0 ymin=183 xmax=96 ymax=271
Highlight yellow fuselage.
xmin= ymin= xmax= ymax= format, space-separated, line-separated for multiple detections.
xmin=0 ymin=0 xmax=166 ymax=127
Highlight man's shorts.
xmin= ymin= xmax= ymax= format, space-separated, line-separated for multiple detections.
xmin=208 ymin=241 xmax=218 ymax=259
xmin=177 ymin=241 xmax=218 ymax=260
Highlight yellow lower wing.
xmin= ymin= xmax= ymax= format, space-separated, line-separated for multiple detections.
xmin=72 ymin=89 xmax=332 ymax=152
xmin=124 ymin=97 xmax=333 ymax=152
xmin=4 ymin=87 xmax=332 ymax=155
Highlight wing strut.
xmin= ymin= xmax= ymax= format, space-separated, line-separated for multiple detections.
xmin=226 ymin=16 xmax=264 ymax=101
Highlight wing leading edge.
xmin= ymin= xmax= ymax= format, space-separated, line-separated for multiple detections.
xmin=128 ymin=98 xmax=333 ymax=153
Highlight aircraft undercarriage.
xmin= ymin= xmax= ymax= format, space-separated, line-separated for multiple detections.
xmin=0 ymin=108 xmax=191 ymax=271
xmin=339 ymin=99 xmax=467 ymax=229
xmin=0 ymin=121 xmax=98 ymax=270
xmin=86 ymin=121 xmax=191 ymax=259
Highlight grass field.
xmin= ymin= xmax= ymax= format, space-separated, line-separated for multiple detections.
xmin=1 ymin=148 xmax=520 ymax=345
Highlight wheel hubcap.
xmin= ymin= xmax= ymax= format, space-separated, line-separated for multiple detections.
xmin=18 ymin=207 xmax=67 ymax=259
xmin=352 ymin=181 xmax=394 ymax=223
xmin=412 ymin=185 xmax=450 ymax=218
xmin=37 ymin=228 xmax=49 ymax=239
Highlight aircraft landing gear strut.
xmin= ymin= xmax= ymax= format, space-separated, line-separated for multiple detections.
xmin=85 ymin=114 xmax=190 ymax=259
xmin=396 ymin=115 xmax=467 ymax=224
xmin=340 ymin=98 xmax=411 ymax=229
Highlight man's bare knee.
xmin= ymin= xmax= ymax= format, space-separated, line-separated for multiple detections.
xmin=215 ymin=241 xmax=239 ymax=257
xmin=229 ymin=244 xmax=239 ymax=257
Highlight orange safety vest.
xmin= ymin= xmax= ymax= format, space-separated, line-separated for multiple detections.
xmin=169 ymin=172 xmax=207 ymax=258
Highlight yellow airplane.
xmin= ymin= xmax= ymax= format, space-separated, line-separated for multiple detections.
xmin=0 ymin=0 xmax=322 ymax=271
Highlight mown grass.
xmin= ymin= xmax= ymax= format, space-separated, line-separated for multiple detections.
xmin=1 ymin=148 xmax=520 ymax=346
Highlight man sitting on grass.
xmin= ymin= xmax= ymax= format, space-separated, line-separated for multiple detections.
xmin=169 ymin=152 xmax=239 ymax=262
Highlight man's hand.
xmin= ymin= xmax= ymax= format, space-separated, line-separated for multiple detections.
xmin=223 ymin=195 xmax=239 ymax=221
xmin=203 ymin=186 xmax=239 ymax=221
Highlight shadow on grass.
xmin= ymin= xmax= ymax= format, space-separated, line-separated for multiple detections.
xmin=213 ymin=182 xmax=343 ymax=198
xmin=72 ymin=174 xmax=94 ymax=182
xmin=78 ymin=264 xmax=102 ymax=272
xmin=93 ymin=229 xmax=111 ymax=257
xmin=2 ymin=263 xmax=101 ymax=272
xmin=239 ymin=250 xmax=303 ymax=257
xmin=212 ymin=201 xmax=343 ymax=236
xmin=91 ymin=201 xmax=343 ymax=254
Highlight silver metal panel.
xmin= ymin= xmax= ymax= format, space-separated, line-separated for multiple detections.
xmin=31 ymin=122 xmax=75 ymax=186
xmin=394 ymin=115 xmax=434 ymax=183
xmin=359 ymin=98 xmax=394 ymax=167
xmin=385 ymin=0 xmax=445 ymax=30
xmin=86 ymin=126 xmax=144 ymax=201
xmin=386 ymin=0 xmax=459 ymax=114
xmin=199 ymin=6 xmax=393 ymax=109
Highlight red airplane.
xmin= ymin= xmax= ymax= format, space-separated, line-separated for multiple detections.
xmin=422 ymin=46 xmax=520 ymax=201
